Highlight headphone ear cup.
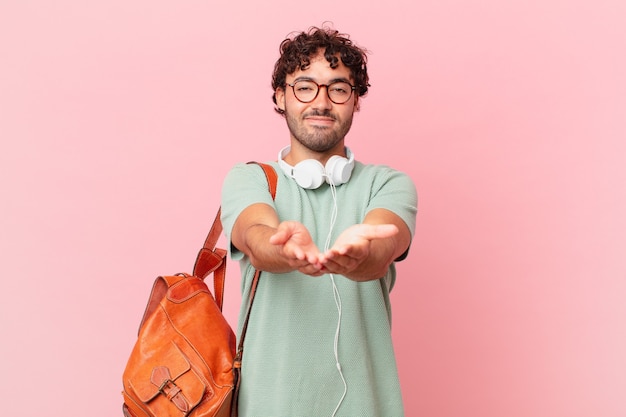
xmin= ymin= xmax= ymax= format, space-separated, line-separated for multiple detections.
xmin=325 ymin=155 xmax=353 ymax=185
xmin=293 ymin=159 xmax=326 ymax=189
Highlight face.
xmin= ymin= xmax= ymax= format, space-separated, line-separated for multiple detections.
xmin=275 ymin=52 xmax=358 ymax=153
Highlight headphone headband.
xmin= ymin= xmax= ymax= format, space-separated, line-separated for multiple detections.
xmin=278 ymin=146 xmax=355 ymax=189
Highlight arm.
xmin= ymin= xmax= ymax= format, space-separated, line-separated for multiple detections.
xmin=320 ymin=208 xmax=412 ymax=281
xmin=231 ymin=203 xmax=325 ymax=276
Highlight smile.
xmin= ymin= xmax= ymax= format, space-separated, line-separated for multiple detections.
xmin=304 ymin=115 xmax=336 ymax=125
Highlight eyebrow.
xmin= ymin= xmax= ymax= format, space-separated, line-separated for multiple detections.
xmin=293 ymin=76 xmax=353 ymax=84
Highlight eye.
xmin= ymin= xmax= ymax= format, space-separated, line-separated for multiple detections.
xmin=295 ymin=81 xmax=316 ymax=91
xmin=329 ymin=83 xmax=351 ymax=95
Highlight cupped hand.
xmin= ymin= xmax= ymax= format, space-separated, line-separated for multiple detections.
xmin=269 ymin=221 xmax=324 ymax=275
xmin=320 ymin=224 xmax=399 ymax=275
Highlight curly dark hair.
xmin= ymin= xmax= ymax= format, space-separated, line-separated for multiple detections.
xmin=271 ymin=26 xmax=370 ymax=115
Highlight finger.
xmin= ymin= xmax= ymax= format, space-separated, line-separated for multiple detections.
xmin=325 ymin=243 xmax=366 ymax=258
xmin=269 ymin=230 xmax=288 ymax=245
xmin=320 ymin=253 xmax=355 ymax=273
xmin=291 ymin=246 xmax=307 ymax=261
xmin=269 ymin=222 xmax=296 ymax=245
xmin=298 ymin=263 xmax=324 ymax=276
xmin=305 ymin=252 xmax=322 ymax=265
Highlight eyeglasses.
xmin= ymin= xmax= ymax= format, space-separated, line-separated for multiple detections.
xmin=287 ymin=80 xmax=356 ymax=104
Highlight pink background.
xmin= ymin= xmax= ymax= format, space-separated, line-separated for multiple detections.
xmin=1 ymin=1 xmax=625 ymax=416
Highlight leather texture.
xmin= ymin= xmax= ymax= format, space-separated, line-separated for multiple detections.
xmin=121 ymin=162 xmax=277 ymax=417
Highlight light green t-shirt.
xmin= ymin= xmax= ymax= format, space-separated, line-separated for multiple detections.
xmin=221 ymin=160 xmax=417 ymax=417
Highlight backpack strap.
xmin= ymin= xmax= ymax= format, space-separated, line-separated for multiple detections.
xmin=192 ymin=162 xmax=277 ymax=310
xmin=230 ymin=162 xmax=278 ymax=417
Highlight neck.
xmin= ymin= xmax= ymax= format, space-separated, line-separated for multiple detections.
xmin=285 ymin=141 xmax=347 ymax=165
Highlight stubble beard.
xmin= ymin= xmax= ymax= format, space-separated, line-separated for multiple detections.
xmin=284 ymin=109 xmax=354 ymax=153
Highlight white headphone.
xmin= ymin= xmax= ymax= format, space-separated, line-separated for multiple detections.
xmin=277 ymin=146 xmax=355 ymax=189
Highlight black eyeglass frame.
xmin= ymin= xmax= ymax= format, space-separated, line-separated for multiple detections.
xmin=286 ymin=80 xmax=357 ymax=104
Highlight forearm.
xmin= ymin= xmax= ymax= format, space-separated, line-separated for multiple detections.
xmin=231 ymin=203 xmax=289 ymax=272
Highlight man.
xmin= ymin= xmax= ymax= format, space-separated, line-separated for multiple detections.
xmin=221 ymin=26 xmax=417 ymax=416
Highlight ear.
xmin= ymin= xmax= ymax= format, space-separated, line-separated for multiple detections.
xmin=275 ymin=87 xmax=286 ymax=112
xmin=353 ymin=94 xmax=360 ymax=112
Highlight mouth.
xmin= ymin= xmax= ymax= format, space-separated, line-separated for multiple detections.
xmin=304 ymin=113 xmax=336 ymax=126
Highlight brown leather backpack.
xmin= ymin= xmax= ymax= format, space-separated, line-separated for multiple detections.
xmin=121 ymin=163 xmax=277 ymax=417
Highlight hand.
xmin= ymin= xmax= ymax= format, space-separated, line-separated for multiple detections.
xmin=320 ymin=224 xmax=399 ymax=276
xmin=269 ymin=221 xmax=325 ymax=276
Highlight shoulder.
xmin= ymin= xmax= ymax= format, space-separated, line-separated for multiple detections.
xmin=221 ymin=161 xmax=280 ymax=240
xmin=352 ymin=161 xmax=416 ymax=192
xmin=223 ymin=161 xmax=279 ymax=187
xmin=224 ymin=160 xmax=278 ymax=177
xmin=350 ymin=161 xmax=418 ymax=234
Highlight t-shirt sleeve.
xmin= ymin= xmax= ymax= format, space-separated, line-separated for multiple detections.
xmin=365 ymin=166 xmax=418 ymax=260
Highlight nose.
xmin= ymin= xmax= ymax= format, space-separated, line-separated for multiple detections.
xmin=311 ymin=85 xmax=333 ymax=109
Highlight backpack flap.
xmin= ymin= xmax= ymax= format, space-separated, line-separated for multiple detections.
xmin=126 ymin=342 xmax=208 ymax=415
